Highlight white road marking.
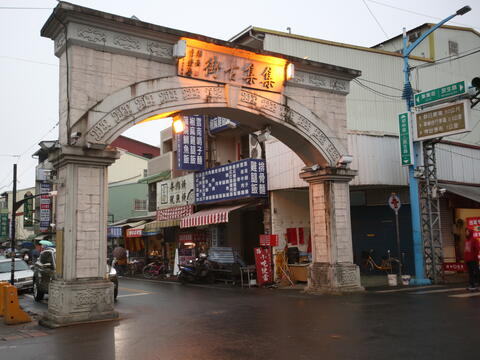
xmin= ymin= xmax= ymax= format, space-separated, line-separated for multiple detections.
xmin=117 ymin=292 xmax=150 ymax=298
xmin=24 ymin=294 xmax=33 ymax=299
xmin=410 ymin=287 xmax=465 ymax=295
xmin=449 ymin=292 xmax=480 ymax=298
xmin=374 ymin=285 xmax=444 ymax=293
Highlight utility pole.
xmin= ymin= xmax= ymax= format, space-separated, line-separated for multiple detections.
xmin=10 ymin=164 xmax=17 ymax=285
xmin=402 ymin=6 xmax=471 ymax=285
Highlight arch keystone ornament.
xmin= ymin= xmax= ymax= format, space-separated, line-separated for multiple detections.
xmin=41 ymin=2 xmax=363 ymax=326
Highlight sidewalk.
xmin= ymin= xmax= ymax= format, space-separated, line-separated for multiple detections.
xmin=0 ymin=295 xmax=49 ymax=342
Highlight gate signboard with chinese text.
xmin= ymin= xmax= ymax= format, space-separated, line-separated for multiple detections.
xmin=414 ymin=100 xmax=471 ymax=141
xmin=178 ymin=39 xmax=286 ymax=93
xmin=254 ymin=247 xmax=273 ymax=286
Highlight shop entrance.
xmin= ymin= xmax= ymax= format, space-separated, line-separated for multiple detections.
xmin=40 ymin=2 xmax=363 ymax=326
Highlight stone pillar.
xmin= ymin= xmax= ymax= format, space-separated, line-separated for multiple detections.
xmin=41 ymin=146 xmax=120 ymax=327
xmin=300 ymin=167 xmax=363 ymax=293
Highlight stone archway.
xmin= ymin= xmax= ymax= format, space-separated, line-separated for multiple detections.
xmin=41 ymin=2 xmax=363 ymax=327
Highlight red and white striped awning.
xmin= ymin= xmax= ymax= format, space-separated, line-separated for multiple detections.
xmin=180 ymin=204 xmax=248 ymax=228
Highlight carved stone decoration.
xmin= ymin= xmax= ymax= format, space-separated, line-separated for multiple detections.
xmin=77 ymin=27 xmax=106 ymax=43
xmin=113 ymin=35 xmax=140 ymax=50
xmin=41 ymin=279 xmax=117 ymax=328
xmin=289 ymin=70 xmax=349 ymax=94
xmin=147 ymin=41 xmax=172 ymax=58
xmin=54 ymin=32 xmax=66 ymax=54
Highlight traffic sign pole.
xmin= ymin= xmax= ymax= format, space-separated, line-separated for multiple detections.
xmin=389 ymin=193 xmax=403 ymax=280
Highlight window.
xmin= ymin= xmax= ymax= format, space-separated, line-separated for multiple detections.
xmin=448 ymin=40 xmax=459 ymax=56
xmin=133 ymin=199 xmax=148 ymax=211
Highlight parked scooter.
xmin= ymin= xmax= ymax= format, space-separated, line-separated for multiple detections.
xmin=178 ymin=254 xmax=214 ymax=284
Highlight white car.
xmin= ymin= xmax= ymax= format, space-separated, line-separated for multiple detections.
xmin=0 ymin=258 xmax=34 ymax=291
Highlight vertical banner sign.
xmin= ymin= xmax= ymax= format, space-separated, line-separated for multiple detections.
xmin=254 ymin=247 xmax=273 ymax=286
xmin=39 ymin=182 xmax=52 ymax=232
xmin=398 ymin=112 xmax=413 ymax=166
xmin=177 ymin=115 xmax=205 ymax=171
xmin=23 ymin=192 xmax=34 ymax=228
xmin=0 ymin=209 xmax=9 ymax=239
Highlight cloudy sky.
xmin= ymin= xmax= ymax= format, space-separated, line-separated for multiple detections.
xmin=1 ymin=0 xmax=479 ymax=191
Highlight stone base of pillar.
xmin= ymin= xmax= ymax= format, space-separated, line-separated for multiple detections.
xmin=306 ymin=262 xmax=364 ymax=294
xmin=40 ymin=279 xmax=118 ymax=328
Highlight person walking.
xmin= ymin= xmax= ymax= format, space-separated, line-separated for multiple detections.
xmin=464 ymin=228 xmax=480 ymax=291
xmin=113 ymin=244 xmax=128 ymax=276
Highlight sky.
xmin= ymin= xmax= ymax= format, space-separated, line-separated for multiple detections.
xmin=1 ymin=0 xmax=479 ymax=192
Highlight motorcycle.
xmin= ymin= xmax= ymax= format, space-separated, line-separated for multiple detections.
xmin=178 ymin=254 xmax=214 ymax=284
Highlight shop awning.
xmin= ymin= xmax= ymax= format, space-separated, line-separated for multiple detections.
xmin=144 ymin=219 xmax=181 ymax=232
xmin=34 ymin=234 xmax=50 ymax=241
xmin=138 ymin=170 xmax=171 ymax=184
xmin=180 ymin=204 xmax=248 ymax=228
xmin=120 ymin=220 xmax=147 ymax=229
xmin=442 ymin=183 xmax=480 ymax=203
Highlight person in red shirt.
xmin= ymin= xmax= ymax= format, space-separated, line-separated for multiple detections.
xmin=464 ymin=228 xmax=480 ymax=291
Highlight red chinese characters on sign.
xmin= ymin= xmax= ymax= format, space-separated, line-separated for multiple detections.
xmin=443 ymin=262 xmax=466 ymax=272
xmin=254 ymin=247 xmax=273 ymax=286
xmin=466 ymin=217 xmax=480 ymax=239
xmin=259 ymin=234 xmax=279 ymax=247
xmin=126 ymin=228 xmax=143 ymax=238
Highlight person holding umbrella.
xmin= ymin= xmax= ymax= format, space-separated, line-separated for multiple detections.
xmin=112 ymin=243 xmax=127 ymax=276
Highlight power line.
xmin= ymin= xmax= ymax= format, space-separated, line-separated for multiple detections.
xmin=353 ymin=79 xmax=403 ymax=99
xmin=412 ymin=48 xmax=480 ymax=70
xmin=0 ymin=121 xmax=59 ymax=190
xmin=362 ymin=0 xmax=389 ymax=40
xmin=0 ymin=7 xmax=52 ymax=10
xmin=365 ymin=0 xmax=480 ymax=30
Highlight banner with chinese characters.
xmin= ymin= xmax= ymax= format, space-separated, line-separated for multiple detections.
xmin=176 ymin=116 xmax=205 ymax=171
xmin=195 ymin=158 xmax=267 ymax=204
xmin=23 ymin=192 xmax=34 ymax=228
xmin=178 ymin=39 xmax=286 ymax=93
xmin=39 ymin=182 xmax=52 ymax=232
xmin=126 ymin=228 xmax=143 ymax=238
xmin=0 ymin=209 xmax=9 ymax=240
xmin=157 ymin=174 xmax=195 ymax=210
xmin=108 ymin=226 xmax=122 ymax=238
xmin=254 ymin=247 xmax=273 ymax=286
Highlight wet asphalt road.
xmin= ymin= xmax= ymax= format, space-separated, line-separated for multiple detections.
xmin=3 ymin=278 xmax=480 ymax=360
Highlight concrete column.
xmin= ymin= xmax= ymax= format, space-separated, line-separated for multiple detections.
xmin=300 ymin=167 xmax=363 ymax=293
xmin=41 ymin=146 xmax=120 ymax=327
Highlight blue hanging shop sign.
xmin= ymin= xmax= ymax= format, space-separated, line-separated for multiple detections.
xmin=195 ymin=158 xmax=267 ymax=204
xmin=177 ymin=115 xmax=205 ymax=171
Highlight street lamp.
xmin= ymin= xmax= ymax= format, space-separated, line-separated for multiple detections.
xmin=402 ymin=5 xmax=471 ymax=285
xmin=5 ymin=164 xmax=56 ymax=285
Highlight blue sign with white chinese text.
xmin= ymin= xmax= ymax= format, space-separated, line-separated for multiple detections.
xmin=177 ymin=116 xmax=205 ymax=171
xmin=108 ymin=226 xmax=122 ymax=238
xmin=209 ymin=117 xmax=239 ymax=134
xmin=195 ymin=158 xmax=267 ymax=204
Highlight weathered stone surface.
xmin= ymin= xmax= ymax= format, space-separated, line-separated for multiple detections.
xmin=306 ymin=262 xmax=364 ymax=294
xmin=40 ymin=279 xmax=118 ymax=328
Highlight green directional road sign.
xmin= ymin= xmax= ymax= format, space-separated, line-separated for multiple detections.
xmin=398 ymin=112 xmax=413 ymax=166
xmin=0 ymin=209 xmax=9 ymax=240
xmin=414 ymin=81 xmax=466 ymax=106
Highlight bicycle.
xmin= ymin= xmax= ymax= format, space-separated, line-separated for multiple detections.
xmin=361 ymin=249 xmax=400 ymax=274
xmin=142 ymin=258 xmax=169 ymax=279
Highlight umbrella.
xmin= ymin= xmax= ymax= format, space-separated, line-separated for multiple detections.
xmin=39 ymin=240 xmax=54 ymax=247
xmin=20 ymin=241 xmax=34 ymax=248
xmin=112 ymin=246 xmax=127 ymax=259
